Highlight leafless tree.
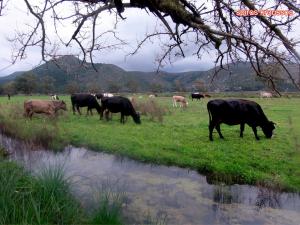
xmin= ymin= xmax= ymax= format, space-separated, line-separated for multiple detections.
xmin=1 ymin=0 xmax=300 ymax=92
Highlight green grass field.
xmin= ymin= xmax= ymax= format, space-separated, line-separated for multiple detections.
xmin=0 ymin=94 xmax=299 ymax=192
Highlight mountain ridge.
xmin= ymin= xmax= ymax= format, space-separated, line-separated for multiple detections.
xmin=0 ymin=55 xmax=298 ymax=93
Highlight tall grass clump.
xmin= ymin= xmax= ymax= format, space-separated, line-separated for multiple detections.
xmin=0 ymin=161 xmax=82 ymax=224
xmin=133 ymin=99 xmax=170 ymax=123
xmin=33 ymin=165 xmax=82 ymax=224
xmin=89 ymin=193 xmax=123 ymax=225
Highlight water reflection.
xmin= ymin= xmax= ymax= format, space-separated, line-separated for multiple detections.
xmin=1 ymin=135 xmax=300 ymax=225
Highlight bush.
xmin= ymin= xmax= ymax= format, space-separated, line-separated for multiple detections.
xmin=133 ymin=99 xmax=169 ymax=123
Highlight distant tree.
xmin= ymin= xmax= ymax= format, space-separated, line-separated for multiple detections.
xmin=193 ymin=79 xmax=207 ymax=92
xmin=174 ymin=80 xmax=186 ymax=92
xmin=255 ymin=63 xmax=286 ymax=90
xmin=66 ymin=81 xmax=80 ymax=94
xmin=15 ymin=73 xmax=37 ymax=94
xmin=150 ymin=83 xmax=164 ymax=93
xmin=40 ymin=75 xmax=56 ymax=94
xmin=125 ymin=79 xmax=139 ymax=93
xmin=108 ymin=82 xmax=121 ymax=93
xmin=86 ymin=82 xmax=102 ymax=93
xmin=2 ymin=82 xmax=16 ymax=95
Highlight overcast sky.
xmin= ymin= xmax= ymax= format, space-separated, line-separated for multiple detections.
xmin=0 ymin=1 xmax=299 ymax=77
xmin=0 ymin=1 xmax=216 ymax=76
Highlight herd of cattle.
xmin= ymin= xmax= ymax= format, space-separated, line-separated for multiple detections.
xmin=22 ymin=91 xmax=276 ymax=141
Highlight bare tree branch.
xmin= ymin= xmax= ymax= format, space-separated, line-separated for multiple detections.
xmin=2 ymin=0 xmax=300 ymax=91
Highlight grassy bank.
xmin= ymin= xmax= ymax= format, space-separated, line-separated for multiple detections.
xmin=0 ymin=95 xmax=300 ymax=192
xmin=0 ymin=158 xmax=123 ymax=224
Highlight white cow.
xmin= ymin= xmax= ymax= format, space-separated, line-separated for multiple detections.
xmin=50 ymin=94 xmax=59 ymax=100
xmin=172 ymin=95 xmax=188 ymax=108
xmin=260 ymin=91 xmax=273 ymax=98
xmin=103 ymin=93 xmax=114 ymax=97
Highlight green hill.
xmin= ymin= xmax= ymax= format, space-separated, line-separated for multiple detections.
xmin=0 ymin=55 xmax=298 ymax=93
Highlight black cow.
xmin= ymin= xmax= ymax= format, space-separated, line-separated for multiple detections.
xmin=100 ymin=96 xmax=141 ymax=124
xmin=191 ymin=93 xmax=204 ymax=101
xmin=71 ymin=93 xmax=101 ymax=116
xmin=207 ymin=99 xmax=275 ymax=141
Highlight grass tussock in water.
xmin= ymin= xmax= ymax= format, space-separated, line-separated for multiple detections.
xmin=90 ymin=194 xmax=123 ymax=225
xmin=0 ymin=161 xmax=81 ymax=224
xmin=0 ymin=95 xmax=300 ymax=192
xmin=0 ymin=160 xmax=124 ymax=225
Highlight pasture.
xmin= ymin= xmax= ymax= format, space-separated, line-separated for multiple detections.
xmin=0 ymin=94 xmax=299 ymax=192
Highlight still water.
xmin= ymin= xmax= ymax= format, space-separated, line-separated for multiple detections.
xmin=1 ymin=135 xmax=299 ymax=225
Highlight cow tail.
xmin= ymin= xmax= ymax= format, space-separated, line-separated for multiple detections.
xmin=71 ymin=96 xmax=75 ymax=111
xmin=207 ymin=103 xmax=212 ymax=123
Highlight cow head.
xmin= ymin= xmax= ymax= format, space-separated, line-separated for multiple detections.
xmin=95 ymin=93 xmax=104 ymax=99
xmin=133 ymin=112 xmax=141 ymax=124
xmin=261 ymin=121 xmax=275 ymax=138
xmin=59 ymin=101 xmax=67 ymax=111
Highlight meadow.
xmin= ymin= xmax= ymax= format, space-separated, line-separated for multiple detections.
xmin=0 ymin=94 xmax=299 ymax=192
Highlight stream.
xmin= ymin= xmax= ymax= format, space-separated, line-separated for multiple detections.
xmin=1 ymin=135 xmax=299 ymax=225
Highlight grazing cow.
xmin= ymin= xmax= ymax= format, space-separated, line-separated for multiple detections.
xmin=100 ymin=96 xmax=141 ymax=124
xmin=204 ymin=94 xmax=211 ymax=98
xmin=94 ymin=93 xmax=114 ymax=100
xmin=260 ymin=91 xmax=273 ymax=98
xmin=207 ymin=99 xmax=275 ymax=141
xmin=24 ymin=100 xmax=66 ymax=119
xmin=103 ymin=93 xmax=114 ymax=97
xmin=71 ymin=93 xmax=102 ymax=116
xmin=191 ymin=93 xmax=204 ymax=101
xmin=51 ymin=94 xmax=59 ymax=100
xmin=149 ymin=94 xmax=157 ymax=98
xmin=172 ymin=96 xmax=188 ymax=108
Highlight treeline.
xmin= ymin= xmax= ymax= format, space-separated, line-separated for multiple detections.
xmin=0 ymin=72 xmax=57 ymax=95
xmin=0 ymin=72 xmax=105 ymax=95
xmin=0 ymin=72 xmax=210 ymax=95
xmin=0 ymin=66 xmax=296 ymax=95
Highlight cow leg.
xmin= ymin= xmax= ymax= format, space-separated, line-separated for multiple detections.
xmin=251 ymin=126 xmax=260 ymax=140
xmin=72 ymin=104 xmax=76 ymax=115
xmin=105 ymin=110 xmax=110 ymax=121
xmin=76 ymin=106 xmax=81 ymax=115
xmin=87 ymin=108 xmax=93 ymax=116
xmin=120 ymin=113 xmax=125 ymax=124
xmin=240 ymin=123 xmax=245 ymax=137
xmin=209 ymin=121 xmax=216 ymax=141
xmin=29 ymin=111 xmax=34 ymax=120
xmin=215 ymin=124 xmax=224 ymax=139
xmin=100 ymin=108 xmax=104 ymax=120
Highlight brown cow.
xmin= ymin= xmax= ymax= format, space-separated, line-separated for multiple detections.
xmin=24 ymin=100 xmax=66 ymax=119
xmin=172 ymin=95 xmax=188 ymax=108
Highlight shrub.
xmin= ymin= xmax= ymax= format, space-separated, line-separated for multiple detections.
xmin=133 ymin=99 xmax=169 ymax=123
